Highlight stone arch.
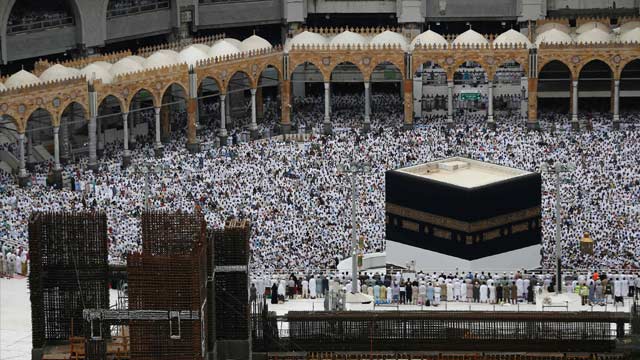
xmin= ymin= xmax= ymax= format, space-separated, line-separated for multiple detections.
xmin=256 ymin=64 xmax=281 ymax=127
xmin=97 ymin=93 xmax=125 ymax=113
xmin=369 ymin=61 xmax=403 ymax=82
xmin=24 ymin=107 xmax=55 ymax=165
xmin=576 ymin=57 xmax=615 ymax=80
xmin=56 ymin=100 xmax=87 ymax=125
xmin=0 ymin=114 xmax=21 ymax=133
xmin=537 ymin=58 xmax=574 ymax=80
xmin=127 ymin=88 xmax=156 ymax=111
xmin=160 ymin=82 xmax=188 ymax=105
xmin=537 ymin=60 xmax=572 ymax=115
xmin=328 ymin=60 xmax=366 ymax=82
xmin=24 ymin=107 xmax=54 ymax=128
xmin=578 ymin=59 xmax=613 ymax=114
xmin=197 ymin=76 xmax=222 ymax=131
xmin=618 ymin=57 xmax=640 ymax=80
xmin=619 ymin=58 xmax=640 ymax=114
xmin=224 ymin=70 xmax=254 ymax=130
xmin=289 ymin=61 xmax=325 ymax=83
xmin=158 ymin=82 xmax=188 ymax=140
xmin=257 ymin=63 xmax=282 ymax=85
xmin=198 ymin=75 xmax=223 ymax=93
xmin=364 ymin=59 xmax=404 ymax=81
xmin=224 ymin=70 xmax=254 ymax=93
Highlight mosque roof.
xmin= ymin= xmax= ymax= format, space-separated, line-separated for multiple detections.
xmin=39 ymin=64 xmax=80 ymax=82
xmin=110 ymin=58 xmax=144 ymax=77
xmin=240 ymin=35 xmax=272 ymax=52
xmin=535 ymin=28 xmax=573 ymax=45
xmin=452 ymin=29 xmax=489 ymax=46
xmin=410 ymin=29 xmax=448 ymax=49
xmin=178 ymin=46 xmax=209 ymax=66
xmin=81 ymin=63 xmax=113 ymax=84
xmin=5 ymin=70 xmax=41 ymax=89
xmin=493 ymin=29 xmax=532 ymax=48
xmin=330 ymin=31 xmax=369 ymax=47
xmin=208 ymin=40 xmax=242 ymax=58
xmin=370 ymin=30 xmax=408 ymax=50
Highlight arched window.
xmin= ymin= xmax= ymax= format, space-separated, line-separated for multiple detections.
xmin=7 ymin=0 xmax=74 ymax=34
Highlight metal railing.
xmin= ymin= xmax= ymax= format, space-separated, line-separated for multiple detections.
xmin=107 ymin=1 xmax=170 ymax=18
xmin=253 ymin=308 xmax=624 ymax=353
xmin=7 ymin=16 xmax=74 ymax=34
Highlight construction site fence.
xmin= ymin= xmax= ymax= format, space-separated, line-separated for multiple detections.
xmin=265 ymin=352 xmax=633 ymax=360
xmin=252 ymin=310 xmax=627 ymax=353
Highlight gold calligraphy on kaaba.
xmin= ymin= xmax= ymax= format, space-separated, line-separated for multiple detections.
xmin=386 ymin=203 xmax=540 ymax=233
xmin=511 ymin=222 xmax=529 ymax=234
xmin=433 ymin=228 xmax=451 ymax=240
xmin=401 ymin=219 xmax=420 ymax=232
xmin=483 ymin=228 xmax=501 ymax=241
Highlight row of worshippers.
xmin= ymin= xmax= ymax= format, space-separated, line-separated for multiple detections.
xmin=0 ymin=106 xmax=639 ymax=276
xmin=0 ymin=243 xmax=28 ymax=278
xmin=569 ymin=273 xmax=640 ymax=305
xmin=254 ymin=269 xmax=640 ymax=306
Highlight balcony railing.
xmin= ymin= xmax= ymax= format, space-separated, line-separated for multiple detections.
xmin=7 ymin=16 xmax=74 ymax=35
xmin=107 ymin=1 xmax=170 ymax=19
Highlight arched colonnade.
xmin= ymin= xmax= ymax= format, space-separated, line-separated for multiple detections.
xmin=1 ymin=37 xmax=640 ymax=187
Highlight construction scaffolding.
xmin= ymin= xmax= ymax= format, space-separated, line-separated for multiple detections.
xmin=213 ymin=219 xmax=251 ymax=342
xmin=127 ymin=211 xmax=208 ymax=360
xmin=28 ymin=211 xmax=109 ymax=349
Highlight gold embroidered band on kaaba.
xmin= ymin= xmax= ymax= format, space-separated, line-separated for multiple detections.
xmin=386 ymin=203 xmax=541 ymax=233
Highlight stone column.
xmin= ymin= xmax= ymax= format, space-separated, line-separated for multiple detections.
xmin=487 ymin=80 xmax=495 ymax=130
xmin=122 ymin=112 xmax=131 ymax=167
xmin=186 ymin=98 xmax=199 ymax=153
xmin=61 ymin=114 xmax=71 ymax=164
xmin=527 ymin=78 xmax=539 ymax=129
xmin=17 ymin=133 xmax=29 ymax=187
xmin=153 ymin=107 xmax=163 ymax=157
xmin=403 ymin=79 xmax=414 ymax=130
xmin=88 ymin=116 xmax=97 ymax=171
xmin=447 ymin=80 xmax=454 ymax=127
xmin=128 ymin=111 xmax=136 ymax=150
xmin=280 ymin=79 xmax=291 ymax=135
xmin=613 ymin=79 xmax=620 ymax=129
xmin=96 ymin=117 xmax=104 ymax=157
xmin=249 ymin=88 xmax=259 ymax=139
xmin=53 ymin=126 xmax=61 ymax=171
xmin=256 ymin=87 xmax=264 ymax=120
xmin=161 ymin=107 xmax=171 ymax=143
xmin=571 ymin=80 xmax=579 ymax=130
xmin=363 ymin=81 xmax=371 ymax=132
xmin=26 ymin=133 xmax=35 ymax=170
xmin=219 ymin=94 xmax=227 ymax=145
xmin=52 ymin=125 xmax=63 ymax=188
xmin=323 ymin=81 xmax=332 ymax=135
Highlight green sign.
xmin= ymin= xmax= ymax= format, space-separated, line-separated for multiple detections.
xmin=460 ymin=92 xmax=481 ymax=101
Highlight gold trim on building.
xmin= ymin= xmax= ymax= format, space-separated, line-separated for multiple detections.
xmin=386 ymin=203 xmax=540 ymax=233
xmin=402 ymin=219 xmax=420 ymax=232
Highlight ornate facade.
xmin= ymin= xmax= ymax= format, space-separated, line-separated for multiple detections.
xmin=1 ymin=18 xmax=639 ymax=186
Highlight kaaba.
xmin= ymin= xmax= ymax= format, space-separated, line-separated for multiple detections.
xmin=385 ymin=157 xmax=542 ymax=272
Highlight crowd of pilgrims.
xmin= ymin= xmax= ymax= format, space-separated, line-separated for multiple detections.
xmin=258 ymin=270 xmax=640 ymax=306
xmin=0 ymin=92 xmax=638 ymax=281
